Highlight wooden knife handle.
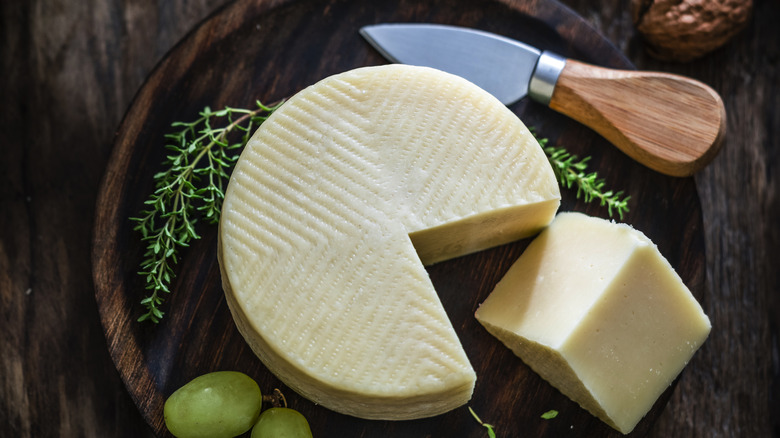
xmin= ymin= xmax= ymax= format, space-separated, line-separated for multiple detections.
xmin=548 ymin=59 xmax=726 ymax=177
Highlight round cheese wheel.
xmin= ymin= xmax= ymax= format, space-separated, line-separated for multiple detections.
xmin=219 ymin=64 xmax=560 ymax=420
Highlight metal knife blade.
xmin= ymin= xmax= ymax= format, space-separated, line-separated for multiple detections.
xmin=359 ymin=23 xmax=564 ymax=106
xmin=359 ymin=23 xmax=726 ymax=177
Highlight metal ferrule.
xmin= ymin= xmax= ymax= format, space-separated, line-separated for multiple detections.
xmin=528 ymin=51 xmax=567 ymax=106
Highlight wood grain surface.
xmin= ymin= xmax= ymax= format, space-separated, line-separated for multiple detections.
xmin=1 ymin=1 xmax=778 ymax=437
xmin=91 ymin=0 xmax=702 ymax=437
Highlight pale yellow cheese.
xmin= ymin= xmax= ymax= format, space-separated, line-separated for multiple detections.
xmin=218 ymin=65 xmax=561 ymax=420
xmin=475 ymin=212 xmax=711 ymax=434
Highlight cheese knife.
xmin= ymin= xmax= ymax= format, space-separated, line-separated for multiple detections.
xmin=360 ymin=23 xmax=725 ymax=177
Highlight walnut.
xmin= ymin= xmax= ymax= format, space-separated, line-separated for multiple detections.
xmin=632 ymin=0 xmax=753 ymax=62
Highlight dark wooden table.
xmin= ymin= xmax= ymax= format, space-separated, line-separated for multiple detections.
xmin=2 ymin=0 xmax=778 ymax=437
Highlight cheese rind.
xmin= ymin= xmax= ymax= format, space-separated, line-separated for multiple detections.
xmin=219 ymin=65 xmax=561 ymax=420
xmin=475 ymin=212 xmax=710 ymax=433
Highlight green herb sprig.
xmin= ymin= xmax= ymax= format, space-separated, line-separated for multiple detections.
xmin=131 ymin=101 xmax=282 ymax=323
xmin=469 ymin=407 xmax=497 ymax=438
xmin=536 ymin=133 xmax=630 ymax=220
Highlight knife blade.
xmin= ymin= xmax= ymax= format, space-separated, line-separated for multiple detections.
xmin=360 ymin=23 xmax=725 ymax=177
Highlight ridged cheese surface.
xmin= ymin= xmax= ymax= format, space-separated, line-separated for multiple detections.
xmin=219 ymin=65 xmax=560 ymax=420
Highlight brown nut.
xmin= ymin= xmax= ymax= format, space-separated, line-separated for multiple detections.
xmin=632 ymin=0 xmax=752 ymax=62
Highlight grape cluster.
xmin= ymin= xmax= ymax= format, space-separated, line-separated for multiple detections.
xmin=163 ymin=371 xmax=313 ymax=438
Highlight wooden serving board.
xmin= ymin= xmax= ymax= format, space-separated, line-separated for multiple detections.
xmin=92 ymin=0 xmax=706 ymax=436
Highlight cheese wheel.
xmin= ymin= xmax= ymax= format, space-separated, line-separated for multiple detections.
xmin=219 ymin=65 xmax=561 ymax=420
xmin=475 ymin=212 xmax=711 ymax=433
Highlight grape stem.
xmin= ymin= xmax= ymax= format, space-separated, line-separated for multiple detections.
xmin=263 ymin=388 xmax=288 ymax=408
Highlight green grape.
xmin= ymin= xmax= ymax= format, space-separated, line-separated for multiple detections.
xmin=251 ymin=407 xmax=313 ymax=438
xmin=163 ymin=371 xmax=263 ymax=438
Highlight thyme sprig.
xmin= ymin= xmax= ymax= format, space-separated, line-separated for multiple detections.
xmin=469 ymin=407 xmax=497 ymax=438
xmin=536 ymin=134 xmax=631 ymax=220
xmin=131 ymin=101 xmax=282 ymax=323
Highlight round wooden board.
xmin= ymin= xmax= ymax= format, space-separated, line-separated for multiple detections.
xmin=92 ymin=0 xmax=705 ymax=436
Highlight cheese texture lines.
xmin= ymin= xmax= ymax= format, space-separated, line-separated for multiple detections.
xmin=219 ymin=65 xmax=561 ymax=419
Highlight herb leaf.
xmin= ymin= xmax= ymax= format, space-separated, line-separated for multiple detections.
xmin=131 ymin=100 xmax=282 ymax=323
xmin=541 ymin=409 xmax=559 ymax=420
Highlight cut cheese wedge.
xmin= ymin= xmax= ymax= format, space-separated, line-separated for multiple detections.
xmin=475 ymin=212 xmax=711 ymax=434
xmin=218 ymin=65 xmax=561 ymax=420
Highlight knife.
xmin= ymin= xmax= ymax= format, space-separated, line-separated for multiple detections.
xmin=360 ymin=23 xmax=725 ymax=177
